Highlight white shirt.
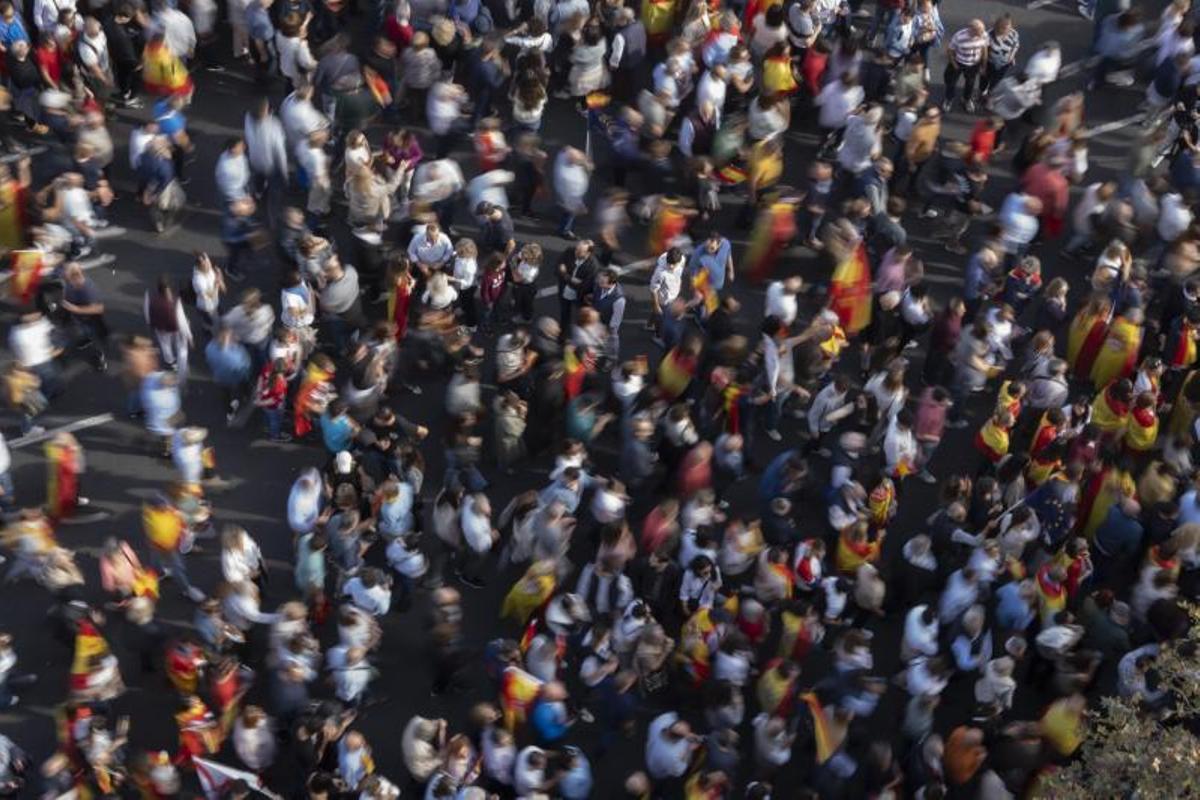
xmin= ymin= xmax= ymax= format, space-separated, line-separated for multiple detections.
xmin=129 ymin=128 xmax=155 ymax=171
xmin=215 ymin=151 xmax=251 ymax=203
xmin=903 ymin=606 xmax=939 ymax=660
xmin=1159 ymin=192 xmax=1193 ymax=243
xmin=883 ymin=419 xmax=918 ymax=474
xmin=244 ymin=113 xmax=289 ymax=177
xmin=10 ymin=318 xmax=55 ymax=367
xmin=275 ymin=33 xmax=316 ymax=83
xmin=280 ymin=92 xmax=327 ymax=150
xmin=451 ymin=256 xmax=478 ymax=290
xmin=696 ymin=71 xmax=727 ymax=112
xmin=645 ymin=713 xmax=692 ymax=779
xmin=426 ymin=83 xmax=462 ymax=135
xmin=764 ymin=281 xmax=798 ymax=326
xmin=0 ymin=433 xmax=11 ymax=475
xmin=407 ymin=226 xmax=454 ymax=267
xmin=649 ymin=254 xmax=684 ymax=307
xmin=151 ymin=7 xmax=196 ymax=58
xmin=460 ymin=498 xmax=493 ymax=553
xmin=554 ymin=150 xmax=590 ymax=212
xmin=343 ymin=577 xmax=391 ymax=616
xmin=816 ymin=82 xmax=863 ymax=130
xmin=34 ymin=0 xmax=73 ymax=35
xmin=221 ymin=540 xmax=262 ymax=584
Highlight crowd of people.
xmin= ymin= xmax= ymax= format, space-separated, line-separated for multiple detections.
xmin=3 ymin=0 xmax=1200 ymax=795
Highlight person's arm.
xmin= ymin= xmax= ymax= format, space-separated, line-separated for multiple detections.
xmin=725 ymin=250 xmax=735 ymax=284
xmin=609 ymin=32 xmax=624 ymax=69
xmin=678 ymin=118 xmax=695 ymax=158
xmin=176 ymin=300 xmax=193 ymax=343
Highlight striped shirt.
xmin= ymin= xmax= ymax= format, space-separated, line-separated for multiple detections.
xmin=988 ymin=27 xmax=1020 ymax=67
xmin=949 ymin=28 xmax=989 ymax=66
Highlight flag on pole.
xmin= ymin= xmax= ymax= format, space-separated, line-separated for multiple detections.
xmin=363 ymin=67 xmax=392 ymax=109
xmin=9 ymin=250 xmax=43 ymax=304
xmin=828 ymin=241 xmax=872 ymax=336
xmin=194 ymin=758 xmax=282 ymax=800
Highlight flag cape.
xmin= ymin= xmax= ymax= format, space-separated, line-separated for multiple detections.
xmin=363 ymin=67 xmax=391 ymax=108
xmin=142 ymin=41 xmax=193 ymax=96
xmin=70 ymin=621 xmax=109 ymax=691
xmin=500 ymin=572 xmax=555 ymax=625
xmin=800 ymin=692 xmax=838 ymax=764
xmin=45 ymin=439 xmax=79 ymax=520
xmin=691 ymin=267 xmax=721 ymax=315
xmin=716 ymin=163 xmax=747 ymax=185
xmin=641 ymin=0 xmax=678 ymax=41
xmin=0 ymin=180 xmax=28 ymax=252
xmin=829 ymin=242 xmax=872 ymax=335
xmin=1091 ymin=315 xmax=1142 ymax=390
xmin=1124 ymin=406 xmax=1158 ymax=452
xmin=974 ymin=419 xmax=1010 ymax=463
xmin=500 ymin=666 xmax=542 ymax=730
xmin=657 ymin=347 xmax=696 ymax=400
xmin=744 ymin=201 xmax=796 ymax=284
xmin=9 ymin=249 xmax=43 ymax=304
xmin=762 ymin=53 xmax=798 ymax=94
xmin=1090 ymin=384 xmax=1130 ymax=436
xmin=1067 ymin=306 xmax=1109 ymax=381
xmin=1168 ymin=319 xmax=1198 ymax=369
xmin=194 ymin=758 xmax=281 ymax=800
xmin=648 ymin=203 xmax=687 ymax=256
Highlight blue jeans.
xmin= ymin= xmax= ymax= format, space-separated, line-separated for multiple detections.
xmin=0 ymin=470 xmax=14 ymax=512
xmin=264 ymin=406 xmax=284 ymax=439
xmin=558 ymin=209 xmax=577 ymax=235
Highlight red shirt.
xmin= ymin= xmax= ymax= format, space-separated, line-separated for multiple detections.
xmin=802 ymin=50 xmax=828 ymax=97
xmin=969 ymin=120 xmax=996 ymax=163
xmin=35 ymin=42 xmax=63 ymax=85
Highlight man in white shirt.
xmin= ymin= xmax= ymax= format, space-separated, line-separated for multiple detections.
xmin=342 ymin=568 xmax=392 ymax=616
xmin=407 ymin=222 xmax=454 ymax=275
xmin=554 ymin=146 xmax=591 ymax=239
xmin=295 ymin=129 xmax=331 ymax=217
xmin=214 ymin=138 xmax=251 ymax=204
xmin=649 ymin=247 xmax=685 ymax=337
xmin=806 ymin=373 xmax=852 ymax=450
xmin=33 ymin=0 xmax=73 ymax=38
xmin=10 ymin=312 xmax=61 ymax=397
xmin=645 ymin=712 xmax=698 ymax=781
xmin=764 ymin=276 xmax=802 ymax=327
xmin=0 ymin=432 xmax=12 ymax=511
xmin=76 ymin=17 xmax=112 ymax=96
xmin=998 ymin=192 xmax=1042 ymax=256
xmin=150 ymin=1 xmax=196 ymax=59
xmin=244 ymin=99 xmax=289 ymax=188
xmin=458 ymin=492 xmax=496 ymax=588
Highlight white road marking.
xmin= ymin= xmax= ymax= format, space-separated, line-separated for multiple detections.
xmin=1082 ymin=113 xmax=1149 ymax=138
xmin=537 ymin=286 xmax=557 ymax=298
xmin=0 ymin=253 xmax=116 ymax=286
xmin=9 ymin=413 xmax=115 ymax=449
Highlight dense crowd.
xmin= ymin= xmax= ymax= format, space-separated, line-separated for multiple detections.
xmin=3 ymin=0 xmax=1200 ymax=796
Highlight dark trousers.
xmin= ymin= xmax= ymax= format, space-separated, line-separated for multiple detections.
xmin=512 ymin=282 xmax=536 ymax=321
xmin=979 ymin=61 xmax=1010 ymax=95
xmin=943 ymin=61 xmax=980 ymax=103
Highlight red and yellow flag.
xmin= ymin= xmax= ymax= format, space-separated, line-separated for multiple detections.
xmin=799 ymin=692 xmax=838 ymax=764
xmin=500 ymin=666 xmax=542 ymax=730
xmin=142 ymin=40 xmax=193 ymax=96
xmin=9 ymin=250 xmax=43 ymax=304
xmin=975 ymin=418 xmax=1010 ymax=464
xmin=648 ymin=202 xmax=687 ymax=256
xmin=363 ymin=67 xmax=392 ymax=108
xmin=829 ymin=241 xmax=872 ymax=336
xmin=70 ymin=621 xmax=110 ymax=692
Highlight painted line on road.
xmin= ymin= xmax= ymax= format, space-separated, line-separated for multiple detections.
xmin=0 ymin=253 xmax=116 ymax=286
xmin=1082 ymin=112 xmax=1148 ymax=138
xmin=1057 ymin=37 xmax=1154 ymax=80
xmin=10 ymin=413 xmax=115 ymax=449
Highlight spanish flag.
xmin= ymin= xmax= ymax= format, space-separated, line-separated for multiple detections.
xmin=829 ymin=242 xmax=872 ymax=336
xmin=0 ymin=178 xmax=29 ymax=252
xmin=1168 ymin=318 xmax=1198 ymax=369
xmin=721 ymin=383 xmax=745 ymax=434
xmin=500 ymin=666 xmax=543 ymax=731
xmin=744 ymin=200 xmax=797 ymax=285
xmin=363 ymin=66 xmax=391 ymax=109
xmin=142 ymin=40 xmax=193 ymax=96
xmin=9 ymin=250 xmax=43 ymax=304
xmin=716 ymin=163 xmax=747 ymax=185
xmin=1124 ymin=406 xmax=1158 ymax=452
xmin=975 ymin=417 xmax=1010 ymax=463
xmin=45 ymin=438 xmax=79 ymax=521
xmin=641 ymin=0 xmax=678 ymax=44
xmin=69 ymin=621 xmax=110 ymax=693
xmin=691 ymin=267 xmax=721 ymax=315
xmin=563 ymin=345 xmax=587 ymax=401
xmin=1090 ymin=383 xmax=1130 ymax=437
xmin=799 ymin=692 xmax=840 ymax=764
xmin=648 ymin=200 xmax=687 ymax=256
xmin=500 ymin=568 xmax=555 ymax=626
xmin=1035 ymin=563 xmax=1067 ymax=624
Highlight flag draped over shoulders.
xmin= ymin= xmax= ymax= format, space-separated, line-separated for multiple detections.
xmin=829 ymin=242 xmax=872 ymax=335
